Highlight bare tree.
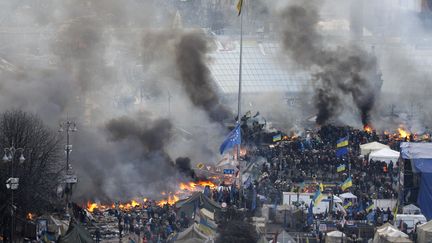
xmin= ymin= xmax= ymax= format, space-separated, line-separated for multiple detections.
xmin=0 ymin=110 xmax=62 ymax=217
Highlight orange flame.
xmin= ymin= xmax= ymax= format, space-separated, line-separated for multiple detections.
xmin=240 ymin=148 xmax=247 ymax=156
xmin=364 ymin=124 xmax=373 ymax=133
xmin=87 ymin=202 xmax=98 ymax=213
xmin=85 ymin=180 xmax=217 ymax=213
xmin=398 ymin=127 xmax=410 ymax=140
xmin=157 ymin=194 xmax=179 ymax=207
xmin=27 ymin=213 xmax=34 ymax=220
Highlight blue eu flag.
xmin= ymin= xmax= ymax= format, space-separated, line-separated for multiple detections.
xmin=220 ymin=124 xmax=241 ymax=154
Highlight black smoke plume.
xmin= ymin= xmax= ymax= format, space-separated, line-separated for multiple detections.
xmin=175 ymin=157 xmax=196 ymax=179
xmin=106 ymin=115 xmax=173 ymax=153
xmin=175 ymin=32 xmax=232 ymax=123
xmin=279 ymin=1 xmax=381 ymax=125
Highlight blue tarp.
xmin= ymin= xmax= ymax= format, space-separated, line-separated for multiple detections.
xmin=400 ymin=143 xmax=432 ymax=220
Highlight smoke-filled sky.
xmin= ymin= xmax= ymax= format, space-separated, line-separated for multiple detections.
xmin=0 ymin=0 xmax=431 ymax=200
xmin=0 ymin=0 xmax=234 ymax=201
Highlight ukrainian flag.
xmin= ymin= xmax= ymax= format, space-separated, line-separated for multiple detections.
xmin=366 ymin=203 xmax=374 ymax=212
xmin=236 ymin=0 xmax=243 ymax=16
xmin=343 ymin=201 xmax=353 ymax=209
xmin=337 ymin=164 xmax=346 ymax=173
xmin=312 ymin=189 xmax=324 ymax=206
xmin=272 ymin=134 xmax=282 ymax=142
xmin=337 ymin=136 xmax=349 ymax=148
xmin=336 ymin=136 xmax=349 ymax=158
xmin=341 ymin=176 xmax=353 ymax=191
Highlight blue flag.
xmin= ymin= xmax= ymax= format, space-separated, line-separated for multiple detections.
xmin=307 ymin=201 xmax=314 ymax=226
xmin=220 ymin=124 xmax=241 ymax=154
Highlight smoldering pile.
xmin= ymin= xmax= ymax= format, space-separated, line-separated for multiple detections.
xmin=279 ymin=0 xmax=382 ymax=126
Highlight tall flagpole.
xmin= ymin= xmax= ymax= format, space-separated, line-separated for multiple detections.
xmin=237 ymin=0 xmax=244 ymax=208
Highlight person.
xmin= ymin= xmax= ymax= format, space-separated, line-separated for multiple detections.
xmin=95 ymin=227 xmax=101 ymax=243
xmin=128 ymin=237 xmax=136 ymax=243
xmin=118 ymin=223 xmax=123 ymax=239
xmin=135 ymin=225 xmax=141 ymax=243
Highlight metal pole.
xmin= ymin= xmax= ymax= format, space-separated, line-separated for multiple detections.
xmin=66 ymin=122 xmax=70 ymax=173
xmin=237 ymin=0 xmax=244 ymax=208
xmin=10 ymin=150 xmax=14 ymax=243
xmin=168 ymin=92 xmax=172 ymax=119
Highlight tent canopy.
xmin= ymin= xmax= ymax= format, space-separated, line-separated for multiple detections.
xmin=373 ymin=223 xmax=411 ymax=243
xmin=327 ymin=230 xmax=345 ymax=237
xmin=339 ymin=192 xmax=357 ymax=200
xmin=325 ymin=230 xmax=346 ymax=243
xmin=275 ymin=230 xmax=296 ymax=243
xmin=417 ymin=220 xmax=432 ymax=243
xmin=400 ymin=142 xmax=432 ymax=220
xmin=174 ymin=223 xmax=211 ymax=243
xmin=402 ymin=204 xmax=421 ymax=214
xmin=360 ymin=142 xmax=389 ymax=155
xmin=58 ymin=221 xmax=94 ymax=243
xmin=369 ymin=148 xmax=400 ymax=164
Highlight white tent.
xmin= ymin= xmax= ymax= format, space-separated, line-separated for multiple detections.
xmin=402 ymin=204 xmax=421 ymax=214
xmin=417 ymin=220 xmax=432 ymax=243
xmin=271 ymin=230 xmax=296 ymax=243
xmin=373 ymin=223 xmax=411 ymax=243
xmin=174 ymin=223 xmax=212 ymax=243
xmin=325 ymin=230 xmax=346 ymax=243
xmin=369 ymin=148 xmax=400 ymax=164
xmin=339 ymin=192 xmax=357 ymax=200
xmin=360 ymin=142 xmax=389 ymax=155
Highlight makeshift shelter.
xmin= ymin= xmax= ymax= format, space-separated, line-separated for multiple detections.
xmin=325 ymin=230 xmax=346 ymax=243
xmin=176 ymin=192 xmax=221 ymax=221
xmin=401 ymin=142 xmax=432 ymax=220
xmin=58 ymin=221 xmax=94 ymax=243
xmin=369 ymin=148 xmax=400 ymax=164
xmin=274 ymin=230 xmax=296 ymax=243
xmin=417 ymin=220 xmax=432 ymax=243
xmin=174 ymin=223 xmax=212 ymax=243
xmin=373 ymin=223 xmax=411 ymax=243
xmin=402 ymin=204 xmax=421 ymax=214
xmin=360 ymin=142 xmax=389 ymax=155
xmin=339 ymin=192 xmax=357 ymax=202
xmin=37 ymin=215 xmax=69 ymax=237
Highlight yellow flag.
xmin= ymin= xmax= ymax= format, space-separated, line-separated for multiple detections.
xmin=320 ymin=183 xmax=324 ymax=192
xmin=236 ymin=0 xmax=243 ymax=16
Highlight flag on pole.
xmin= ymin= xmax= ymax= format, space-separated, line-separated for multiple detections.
xmin=319 ymin=183 xmax=324 ymax=192
xmin=366 ymin=203 xmax=375 ymax=212
xmin=393 ymin=203 xmax=399 ymax=218
xmin=341 ymin=176 xmax=353 ymax=191
xmin=307 ymin=201 xmax=314 ymax=226
xmin=236 ymin=0 xmax=243 ymax=16
xmin=220 ymin=124 xmax=241 ymax=154
xmin=312 ymin=189 xmax=324 ymax=206
xmin=272 ymin=134 xmax=282 ymax=142
xmin=343 ymin=201 xmax=353 ymax=209
xmin=336 ymin=136 xmax=349 ymax=158
xmin=337 ymin=164 xmax=346 ymax=173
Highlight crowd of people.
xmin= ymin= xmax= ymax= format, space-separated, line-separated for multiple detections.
xmin=83 ymin=121 xmax=426 ymax=242
xmin=89 ymin=201 xmax=193 ymax=243
xmin=246 ymin=125 xmax=401 ymax=204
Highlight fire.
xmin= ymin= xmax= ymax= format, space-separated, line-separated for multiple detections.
xmin=398 ymin=127 xmax=410 ymax=140
xmin=157 ymin=194 xmax=179 ymax=207
xmin=85 ymin=180 xmax=217 ymax=213
xmin=131 ymin=200 xmax=140 ymax=207
xmin=240 ymin=148 xmax=247 ymax=156
xmin=87 ymin=202 xmax=99 ymax=213
xmin=179 ymin=181 xmax=217 ymax=191
xmin=27 ymin=213 xmax=34 ymax=220
xmin=364 ymin=124 xmax=373 ymax=133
